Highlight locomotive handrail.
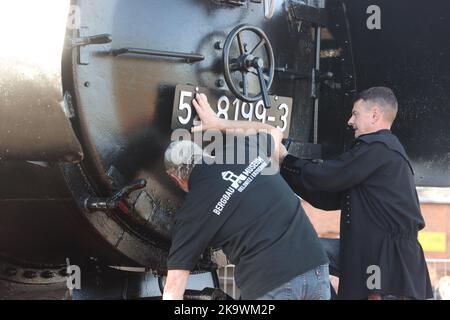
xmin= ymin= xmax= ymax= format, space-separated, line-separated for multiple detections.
xmin=111 ymin=47 xmax=204 ymax=63
xmin=70 ymin=34 xmax=112 ymax=48
xmin=83 ymin=179 xmax=147 ymax=213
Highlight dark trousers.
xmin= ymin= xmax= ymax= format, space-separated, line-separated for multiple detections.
xmin=320 ymin=238 xmax=340 ymax=277
xmin=320 ymin=238 xmax=340 ymax=299
xmin=320 ymin=238 xmax=414 ymax=300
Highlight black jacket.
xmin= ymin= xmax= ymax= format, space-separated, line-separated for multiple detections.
xmin=281 ymin=130 xmax=433 ymax=299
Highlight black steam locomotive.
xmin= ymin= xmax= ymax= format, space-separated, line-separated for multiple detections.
xmin=0 ymin=0 xmax=448 ymax=299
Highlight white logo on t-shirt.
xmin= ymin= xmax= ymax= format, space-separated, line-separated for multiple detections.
xmin=212 ymin=157 xmax=268 ymax=216
xmin=221 ymin=171 xmax=247 ymax=189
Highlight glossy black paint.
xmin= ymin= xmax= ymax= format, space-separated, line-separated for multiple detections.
xmin=320 ymin=0 xmax=450 ymax=187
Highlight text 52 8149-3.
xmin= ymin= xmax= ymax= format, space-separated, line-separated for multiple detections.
xmin=171 ymin=85 xmax=293 ymax=137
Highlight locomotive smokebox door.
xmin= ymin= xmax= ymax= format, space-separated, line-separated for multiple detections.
xmin=62 ymin=0 xmax=316 ymax=268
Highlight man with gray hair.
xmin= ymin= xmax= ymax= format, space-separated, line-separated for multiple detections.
xmin=162 ymin=135 xmax=330 ymax=300
xmin=164 ymin=140 xmax=207 ymax=193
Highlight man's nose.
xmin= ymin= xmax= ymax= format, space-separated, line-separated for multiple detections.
xmin=347 ymin=116 xmax=354 ymax=126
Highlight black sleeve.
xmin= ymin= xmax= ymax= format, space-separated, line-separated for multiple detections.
xmin=167 ymin=194 xmax=215 ymax=270
xmin=281 ymin=155 xmax=342 ymax=211
xmin=281 ymin=142 xmax=390 ymax=207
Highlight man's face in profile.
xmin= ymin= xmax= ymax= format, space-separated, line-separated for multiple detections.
xmin=347 ymin=99 xmax=375 ymax=138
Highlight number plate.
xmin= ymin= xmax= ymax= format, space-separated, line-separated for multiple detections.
xmin=171 ymin=85 xmax=293 ymax=137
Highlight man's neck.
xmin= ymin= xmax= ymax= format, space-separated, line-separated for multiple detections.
xmin=357 ymin=128 xmax=391 ymax=139
xmin=369 ymin=126 xmax=391 ymax=135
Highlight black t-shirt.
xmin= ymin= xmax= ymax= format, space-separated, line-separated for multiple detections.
xmin=167 ymin=134 xmax=328 ymax=299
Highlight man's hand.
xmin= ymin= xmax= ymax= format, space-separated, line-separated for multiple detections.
xmin=163 ymin=269 xmax=190 ymax=300
xmin=191 ymin=93 xmax=287 ymax=163
xmin=191 ymin=93 xmax=221 ymax=132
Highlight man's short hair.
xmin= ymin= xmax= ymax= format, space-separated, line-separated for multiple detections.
xmin=356 ymin=87 xmax=398 ymax=122
xmin=164 ymin=140 xmax=205 ymax=180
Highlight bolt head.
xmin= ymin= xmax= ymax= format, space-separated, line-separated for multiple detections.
xmin=216 ymin=79 xmax=225 ymax=87
xmin=4 ymin=268 xmax=17 ymax=277
xmin=23 ymin=270 xmax=37 ymax=279
xmin=253 ymin=57 xmax=264 ymax=69
xmin=41 ymin=271 xmax=55 ymax=279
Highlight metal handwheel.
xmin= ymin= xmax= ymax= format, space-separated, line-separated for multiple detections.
xmin=223 ymin=24 xmax=275 ymax=108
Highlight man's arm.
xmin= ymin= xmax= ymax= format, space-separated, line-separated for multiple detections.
xmin=281 ymin=155 xmax=342 ymax=210
xmin=163 ymin=269 xmax=190 ymax=300
xmin=282 ymin=142 xmax=390 ymax=193
xmin=191 ymin=93 xmax=288 ymax=163
xmin=192 ymin=93 xmax=343 ymax=209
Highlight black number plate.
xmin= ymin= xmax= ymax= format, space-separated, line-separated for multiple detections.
xmin=171 ymin=85 xmax=293 ymax=137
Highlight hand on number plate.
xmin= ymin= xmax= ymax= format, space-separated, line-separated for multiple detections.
xmin=191 ymin=93 xmax=221 ymax=133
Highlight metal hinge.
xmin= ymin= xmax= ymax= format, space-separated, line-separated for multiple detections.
xmin=68 ymin=27 xmax=112 ymax=65
xmin=213 ymin=0 xmax=246 ymax=6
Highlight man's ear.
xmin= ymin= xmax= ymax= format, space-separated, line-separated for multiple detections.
xmin=372 ymin=105 xmax=382 ymax=123
xmin=168 ymin=172 xmax=189 ymax=193
xmin=168 ymin=172 xmax=182 ymax=188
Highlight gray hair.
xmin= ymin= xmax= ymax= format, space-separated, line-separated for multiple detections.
xmin=164 ymin=140 xmax=206 ymax=179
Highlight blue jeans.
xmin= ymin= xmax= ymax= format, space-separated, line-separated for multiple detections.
xmin=256 ymin=264 xmax=330 ymax=300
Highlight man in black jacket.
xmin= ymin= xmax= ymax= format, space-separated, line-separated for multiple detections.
xmin=279 ymin=87 xmax=432 ymax=299
xmin=192 ymin=87 xmax=433 ymax=300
